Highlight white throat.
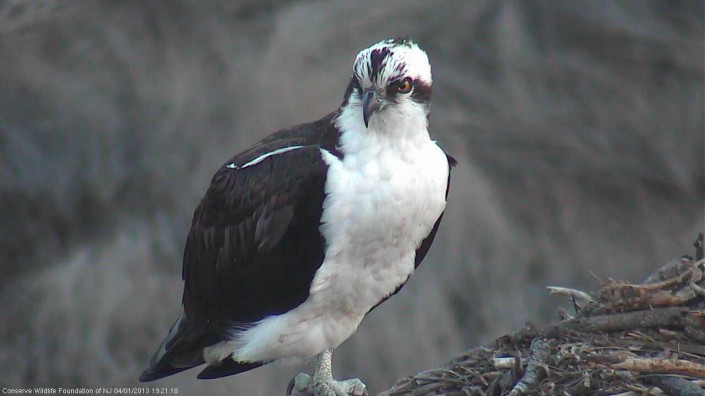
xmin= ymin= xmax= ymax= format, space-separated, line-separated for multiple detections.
xmin=334 ymin=102 xmax=431 ymax=158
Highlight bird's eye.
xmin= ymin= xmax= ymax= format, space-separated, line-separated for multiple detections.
xmin=395 ymin=78 xmax=413 ymax=94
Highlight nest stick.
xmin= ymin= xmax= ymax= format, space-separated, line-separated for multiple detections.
xmin=508 ymin=338 xmax=550 ymax=395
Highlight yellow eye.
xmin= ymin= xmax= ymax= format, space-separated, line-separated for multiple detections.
xmin=396 ymin=78 xmax=412 ymax=94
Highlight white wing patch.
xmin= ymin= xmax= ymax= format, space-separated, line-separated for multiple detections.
xmin=228 ymin=146 xmax=305 ymax=170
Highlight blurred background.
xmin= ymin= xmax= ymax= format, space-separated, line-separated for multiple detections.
xmin=0 ymin=0 xmax=703 ymax=394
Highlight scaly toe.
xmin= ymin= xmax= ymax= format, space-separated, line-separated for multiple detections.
xmin=286 ymin=373 xmax=312 ymax=395
xmin=286 ymin=374 xmax=367 ymax=396
xmin=313 ymin=378 xmax=367 ymax=396
xmin=337 ymin=378 xmax=367 ymax=396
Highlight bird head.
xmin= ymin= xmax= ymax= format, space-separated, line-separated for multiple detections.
xmin=342 ymin=38 xmax=432 ymax=129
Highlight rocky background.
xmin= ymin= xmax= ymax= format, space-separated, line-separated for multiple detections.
xmin=0 ymin=1 xmax=702 ymax=394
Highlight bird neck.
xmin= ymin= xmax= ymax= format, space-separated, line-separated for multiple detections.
xmin=334 ymin=103 xmax=431 ymax=157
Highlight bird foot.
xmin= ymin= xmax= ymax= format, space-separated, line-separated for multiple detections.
xmin=286 ymin=373 xmax=368 ymax=396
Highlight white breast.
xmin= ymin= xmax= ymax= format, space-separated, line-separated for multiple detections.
xmin=205 ymin=111 xmax=449 ymax=366
xmin=315 ymin=136 xmax=448 ymax=313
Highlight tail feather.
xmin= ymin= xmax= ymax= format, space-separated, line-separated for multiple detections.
xmin=197 ymin=360 xmax=266 ymax=380
xmin=139 ymin=315 xmax=212 ymax=382
xmin=139 ymin=364 xmax=194 ymax=382
xmin=140 ymin=314 xmax=271 ymax=382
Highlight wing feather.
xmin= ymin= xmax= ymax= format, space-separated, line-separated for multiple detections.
xmin=182 ymin=145 xmax=328 ymax=326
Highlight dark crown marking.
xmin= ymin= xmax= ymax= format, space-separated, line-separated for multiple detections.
xmin=369 ymin=47 xmax=391 ymax=81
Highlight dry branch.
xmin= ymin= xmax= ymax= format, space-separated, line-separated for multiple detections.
xmin=507 ymin=338 xmax=550 ymax=395
xmin=585 ymin=356 xmax=705 ymax=378
xmin=499 ymin=306 xmax=693 ymax=347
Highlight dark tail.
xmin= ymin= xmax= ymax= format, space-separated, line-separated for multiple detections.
xmin=139 ymin=315 xmax=209 ymax=382
xmin=197 ymin=360 xmax=266 ymax=379
xmin=139 ymin=315 xmax=269 ymax=382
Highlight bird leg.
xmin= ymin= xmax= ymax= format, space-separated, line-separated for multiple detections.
xmin=286 ymin=350 xmax=368 ymax=396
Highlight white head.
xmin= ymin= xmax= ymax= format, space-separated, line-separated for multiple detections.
xmin=339 ymin=38 xmax=433 ymax=129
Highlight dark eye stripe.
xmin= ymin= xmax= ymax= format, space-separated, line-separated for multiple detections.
xmin=341 ymin=76 xmax=362 ymax=106
xmin=352 ymin=76 xmax=361 ymax=90
xmin=410 ymin=79 xmax=431 ymax=103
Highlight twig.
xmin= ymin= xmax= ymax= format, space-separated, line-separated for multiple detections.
xmin=593 ymin=337 xmax=705 ymax=357
xmin=585 ymin=356 xmax=705 ymax=378
xmin=508 ymin=338 xmax=550 ymax=395
xmin=493 ymin=357 xmax=517 ymax=369
xmin=690 ymin=280 xmax=705 ymax=297
xmin=500 ymin=307 xmax=691 ymax=346
xmin=644 ymin=258 xmax=695 ymax=286
xmin=646 ymin=375 xmax=704 ymax=396
xmin=598 ymin=281 xmax=701 ymax=311
xmin=546 ymin=286 xmax=597 ymax=308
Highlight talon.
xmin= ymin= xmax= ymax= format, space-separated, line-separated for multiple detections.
xmin=286 ymin=376 xmax=296 ymax=395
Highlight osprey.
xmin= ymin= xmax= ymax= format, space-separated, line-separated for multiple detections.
xmin=140 ymin=38 xmax=455 ymax=396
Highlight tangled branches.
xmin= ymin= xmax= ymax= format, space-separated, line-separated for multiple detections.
xmin=380 ymin=234 xmax=705 ymax=395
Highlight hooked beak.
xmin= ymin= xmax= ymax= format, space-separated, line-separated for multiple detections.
xmin=362 ymin=89 xmax=382 ymax=128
